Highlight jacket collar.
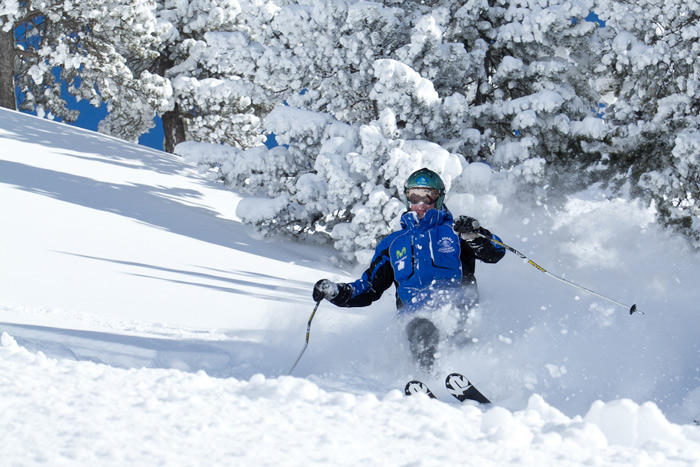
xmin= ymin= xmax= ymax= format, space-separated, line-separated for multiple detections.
xmin=400 ymin=207 xmax=453 ymax=231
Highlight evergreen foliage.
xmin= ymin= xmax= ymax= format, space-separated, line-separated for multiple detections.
xmin=1 ymin=0 xmax=166 ymax=140
xmin=593 ymin=0 xmax=700 ymax=243
xmin=2 ymin=0 xmax=698 ymax=250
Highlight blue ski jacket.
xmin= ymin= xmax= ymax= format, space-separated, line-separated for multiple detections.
xmin=331 ymin=208 xmax=505 ymax=314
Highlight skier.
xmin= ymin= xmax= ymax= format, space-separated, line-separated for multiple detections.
xmin=313 ymin=167 xmax=505 ymax=372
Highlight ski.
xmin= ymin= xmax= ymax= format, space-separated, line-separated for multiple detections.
xmin=404 ymin=380 xmax=437 ymax=399
xmin=445 ymin=373 xmax=490 ymax=404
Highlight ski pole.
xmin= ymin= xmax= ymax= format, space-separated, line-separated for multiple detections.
xmin=288 ymin=300 xmax=322 ymax=375
xmin=481 ymin=234 xmax=640 ymax=315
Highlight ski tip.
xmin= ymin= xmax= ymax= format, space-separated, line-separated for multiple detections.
xmin=445 ymin=373 xmax=469 ymax=384
xmin=404 ymin=380 xmax=437 ymax=399
xmin=445 ymin=372 xmax=491 ymax=404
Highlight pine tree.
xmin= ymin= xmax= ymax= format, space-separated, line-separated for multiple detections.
xmin=179 ymin=0 xmax=609 ymax=255
xmin=0 ymin=0 xmax=166 ymax=138
xmin=593 ymin=0 xmax=700 ymax=244
xmin=141 ymin=0 xmax=291 ymax=153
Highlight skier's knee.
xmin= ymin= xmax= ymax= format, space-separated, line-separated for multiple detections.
xmin=406 ymin=317 xmax=439 ymax=344
xmin=406 ymin=317 xmax=440 ymax=372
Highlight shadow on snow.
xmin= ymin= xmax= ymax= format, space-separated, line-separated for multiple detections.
xmin=0 ymin=322 xmax=294 ymax=379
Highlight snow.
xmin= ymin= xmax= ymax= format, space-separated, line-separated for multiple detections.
xmin=1 ymin=108 xmax=700 ymax=465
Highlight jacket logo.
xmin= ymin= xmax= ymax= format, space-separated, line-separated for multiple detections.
xmin=395 ymin=247 xmax=406 ymax=259
xmin=437 ymin=237 xmax=456 ymax=254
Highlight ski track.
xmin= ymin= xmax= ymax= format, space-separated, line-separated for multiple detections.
xmin=2 ymin=108 xmax=700 ymax=465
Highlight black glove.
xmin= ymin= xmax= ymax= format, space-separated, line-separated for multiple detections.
xmin=313 ymin=279 xmax=340 ymax=302
xmin=454 ymin=216 xmax=480 ymax=240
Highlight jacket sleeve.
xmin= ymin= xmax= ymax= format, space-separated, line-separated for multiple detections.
xmin=462 ymin=227 xmax=506 ymax=264
xmin=330 ymin=244 xmax=395 ymax=308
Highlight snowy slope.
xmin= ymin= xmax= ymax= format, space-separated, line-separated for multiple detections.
xmin=1 ymin=108 xmax=700 ymax=465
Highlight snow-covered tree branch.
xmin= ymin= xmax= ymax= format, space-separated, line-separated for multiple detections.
xmin=0 ymin=0 xmax=168 ymax=138
xmin=4 ymin=0 xmax=698 ymax=249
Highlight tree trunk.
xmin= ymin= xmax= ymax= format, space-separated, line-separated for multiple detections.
xmin=162 ymin=106 xmax=186 ymax=154
xmin=0 ymin=27 xmax=17 ymax=110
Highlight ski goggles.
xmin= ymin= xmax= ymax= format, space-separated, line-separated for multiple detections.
xmin=406 ymin=187 xmax=440 ymax=205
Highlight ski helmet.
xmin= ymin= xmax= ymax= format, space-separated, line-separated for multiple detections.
xmin=404 ymin=168 xmax=446 ymax=210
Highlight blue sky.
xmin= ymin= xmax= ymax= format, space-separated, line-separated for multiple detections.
xmin=68 ymin=97 xmax=165 ymax=151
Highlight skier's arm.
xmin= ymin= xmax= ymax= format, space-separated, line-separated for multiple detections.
xmin=331 ymin=247 xmax=394 ymax=307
